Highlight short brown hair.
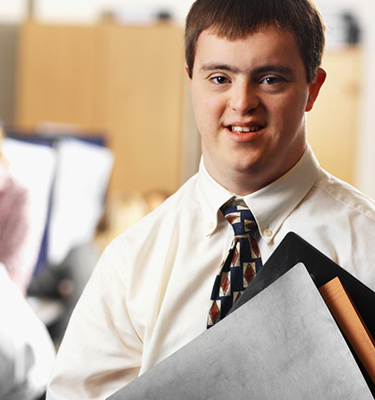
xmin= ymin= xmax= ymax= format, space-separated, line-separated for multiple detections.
xmin=185 ymin=0 xmax=325 ymax=83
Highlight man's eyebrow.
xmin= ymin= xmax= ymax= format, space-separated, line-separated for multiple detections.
xmin=198 ymin=63 xmax=296 ymax=78
xmin=252 ymin=64 xmax=296 ymax=78
xmin=199 ymin=64 xmax=241 ymax=74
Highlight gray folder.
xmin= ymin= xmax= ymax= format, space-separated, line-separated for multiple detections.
xmin=108 ymin=263 xmax=373 ymax=399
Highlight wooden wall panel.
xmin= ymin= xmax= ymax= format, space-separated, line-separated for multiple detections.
xmin=15 ymin=22 xmax=98 ymax=130
xmin=101 ymin=24 xmax=185 ymax=194
xmin=0 ymin=24 xmax=19 ymax=126
xmin=14 ymin=22 xmax=186 ymax=195
xmin=306 ymin=47 xmax=362 ymax=185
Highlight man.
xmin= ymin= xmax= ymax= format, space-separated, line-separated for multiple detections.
xmin=47 ymin=0 xmax=375 ymax=398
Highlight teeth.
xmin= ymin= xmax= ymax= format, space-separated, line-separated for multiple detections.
xmin=232 ymin=125 xmax=261 ymax=133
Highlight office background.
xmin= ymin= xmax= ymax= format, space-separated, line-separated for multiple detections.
xmin=0 ymin=0 xmax=374 ymax=198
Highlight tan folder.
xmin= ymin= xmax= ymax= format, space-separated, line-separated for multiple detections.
xmin=319 ymin=277 xmax=375 ymax=386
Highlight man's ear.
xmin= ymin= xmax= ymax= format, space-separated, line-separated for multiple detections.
xmin=305 ymin=67 xmax=327 ymax=112
xmin=185 ymin=64 xmax=194 ymax=92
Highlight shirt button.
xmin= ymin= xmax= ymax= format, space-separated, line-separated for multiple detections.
xmin=208 ymin=222 xmax=214 ymax=230
xmin=264 ymin=229 xmax=272 ymax=237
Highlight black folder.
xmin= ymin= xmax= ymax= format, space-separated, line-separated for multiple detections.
xmin=228 ymin=232 xmax=375 ymax=396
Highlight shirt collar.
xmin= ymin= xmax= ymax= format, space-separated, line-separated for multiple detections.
xmin=197 ymin=158 xmax=235 ymax=236
xmin=243 ymin=145 xmax=320 ymax=243
xmin=197 ymin=145 xmax=320 ymax=240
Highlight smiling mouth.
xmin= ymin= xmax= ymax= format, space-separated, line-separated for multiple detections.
xmin=230 ymin=125 xmax=262 ymax=133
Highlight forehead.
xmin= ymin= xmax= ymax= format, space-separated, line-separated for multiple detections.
xmin=194 ymin=26 xmax=305 ymax=75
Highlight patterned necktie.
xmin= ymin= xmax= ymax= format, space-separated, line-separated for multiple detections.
xmin=207 ymin=198 xmax=262 ymax=328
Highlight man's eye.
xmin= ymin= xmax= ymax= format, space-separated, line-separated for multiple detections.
xmin=262 ymin=77 xmax=282 ymax=85
xmin=212 ymin=76 xmax=229 ymax=84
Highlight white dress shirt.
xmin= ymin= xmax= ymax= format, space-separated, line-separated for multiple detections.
xmin=47 ymin=145 xmax=375 ymax=399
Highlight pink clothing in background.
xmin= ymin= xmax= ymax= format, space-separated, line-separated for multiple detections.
xmin=0 ymin=160 xmax=33 ymax=294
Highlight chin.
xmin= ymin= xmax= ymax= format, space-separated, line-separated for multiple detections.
xmin=229 ymin=155 xmax=262 ymax=173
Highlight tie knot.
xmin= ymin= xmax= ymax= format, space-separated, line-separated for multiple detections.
xmin=220 ymin=198 xmax=257 ymax=236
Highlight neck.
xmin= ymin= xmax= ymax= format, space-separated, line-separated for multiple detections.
xmin=203 ymin=147 xmax=306 ymax=196
xmin=212 ymin=169 xmax=272 ymax=196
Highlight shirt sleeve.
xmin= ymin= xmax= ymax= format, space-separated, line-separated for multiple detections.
xmin=46 ymin=248 xmax=143 ymax=400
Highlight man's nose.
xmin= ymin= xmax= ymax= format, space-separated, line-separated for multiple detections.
xmin=229 ymin=83 xmax=259 ymax=114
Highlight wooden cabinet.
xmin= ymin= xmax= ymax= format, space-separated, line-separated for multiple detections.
xmin=306 ymin=47 xmax=362 ymax=186
xmin=15 ymin=22 xmax=98 ymax=131
xmin=15 ymin=21 xmax=190 ymax=195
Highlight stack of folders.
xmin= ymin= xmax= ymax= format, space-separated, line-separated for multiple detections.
xmin=108 ymin=233 xmax=375 ymax=399
xmin=229 ymin=232 xmax=375 ymax=396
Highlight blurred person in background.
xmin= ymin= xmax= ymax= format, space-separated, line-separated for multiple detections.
xmin=0 ymin=120 xmax=33 ymax=295
xmin=0 ymin=263 xmax=55 ymax=400
xmin=0 ymin=120 xmax=55 ymax=399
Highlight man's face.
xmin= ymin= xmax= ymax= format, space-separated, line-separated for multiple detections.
xmin=187 ymin=25 xmax=325 ymax=195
